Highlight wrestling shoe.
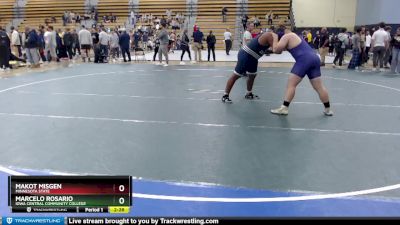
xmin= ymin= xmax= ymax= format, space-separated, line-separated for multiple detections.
xmin=245 ymin=92 xmax=259 ymax=99
xmin=324 ymin=108 xmax=334 ymax=116
xmin=270 ymin=106 xmax=289 ymax=115
xmin=221 ymin=94 xmax=232 ymax=103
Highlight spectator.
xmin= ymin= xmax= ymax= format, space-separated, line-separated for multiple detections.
xmin=222 ymin=7 xmax=228 ymax=23
xmin=242 ymin=22 xmax=254 ymax=46
xmin=360 ymin=27 xmax=367 ymax=65
xmin=142 ymin=32 xmax=149 ymax=50
xmin=206 ymin=30 xmax=216 ymax=62
xmin=192 ymin=26 xmax=204 ymax=62
xmin=76 ymin=13 xmax=81 ymax=23
xmin=333 ymin=28 xmax=348 ymax=68
xmin=56 ymin=29 xmax=67 ymax=60
xmin=267 ymin=10 xmax=273 ymax=25
xmin=306 ymin=30 xmax=313 ymax=47
xmin=348 ymin=27 xmax=362 ymax=70
xmin=37 ymin=27 xmax=47 ymax=62
xmin=390 ymin=27 xmax=400 ymax=74
xmin=157 ymin=22 xmax=169 ymax=66
xmin=44 ymin=26 xmax=57 ymax=62
xmin=109 ymin=29 xmax=119 ymax=62
xmin=99 ymin=27 xmax=110 ymax=61
xmin=63 ymin=28 xmax=74 ymax=60
xmin=242 ymin=14 xmax=249 ymax=30
xmin=0 ymin=26 xmax=11 ymax=71
xmin=224 ymin=28 xmax=232 ymax=55
xmin=371 ymin=22 xmax=390 ymax=72
xmin=71 ymin=28 xmax=80 ymax=56
xmin=179 ymin=29 xmax=192 ymax=65
xmin=319 ymin=27 xmax=329 ymax=66
xmin=169 ymin=31 xmax=176 ymax=53
xmin=130 ymin=10 xmax=135 ymax=25
xmin=253 ymin=15 xmax=260 ymax=28
xmin=383 ymin=26 xmax=392 ymax=68
xmin=153 ymin=36 xmax=160 ymax=61
xmin=119 ymin=29 xmax=131 ymax=62
xmin=166 ymin=9 xmax=172 ymax=20
xmin=10 ymin=26 xmax=22 ymax=57
xmin=365 ymin=30 xmax=372 ymax=62
xmin=79 ymin=25 xmax=93 ymax=62
xmin=25 ymin=26 xmax=41 ymax=68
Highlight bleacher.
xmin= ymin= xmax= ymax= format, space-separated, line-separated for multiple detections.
xmin=96 ymin=0 xmax=129 ymax=29
xmin=196 ymin=0 xmax=237 ymax=50
xmin=0 ymin=0 xmax=15 ymax=29
xmin=138 ymin=0 xmax=186 ymax=18
xmin=19 ymin=0 xmax=85 ymax=31
xmin=248 ymin=0 xmax=291 ymax=30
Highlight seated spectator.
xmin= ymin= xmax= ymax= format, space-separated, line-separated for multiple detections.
xmin=171 ymin=19 xmax=179 ymax=30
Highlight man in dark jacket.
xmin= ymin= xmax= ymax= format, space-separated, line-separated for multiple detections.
xmin=119 ymin=29 xmax=131 ymax=62
xmin=25 ymin=26 xmax=41 ymax=68
xmin=0 ymin=26 xmax=11 ymax=70
xmin=206 ymin=30 xmax=216 ymax=61
xmin=63 ymin=28 xmax=74 ymax=60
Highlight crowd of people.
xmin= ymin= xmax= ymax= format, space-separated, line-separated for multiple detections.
xmin=1 ymin=8 xmax=399 ymax=76
xmin=300 ymin=22 xmax=400 ymax=73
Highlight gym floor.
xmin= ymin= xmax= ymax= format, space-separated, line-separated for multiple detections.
xmin=0 ymin=62 xmax=400 ymax=217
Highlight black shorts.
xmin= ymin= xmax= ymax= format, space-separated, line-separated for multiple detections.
xmin=81 ymin=45 xmax=92 ymax=50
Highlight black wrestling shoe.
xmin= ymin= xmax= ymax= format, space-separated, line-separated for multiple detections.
xmin=222 ymin=94 xmax=232 ymax=103
xmin=245 ymin=92 xmax=259 ymax=100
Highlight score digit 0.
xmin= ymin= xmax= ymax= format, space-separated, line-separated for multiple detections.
xmin=118 ymin=185 xmax=125 ymax=192
xmin=119 ymin=197 xmax=125 ymax=205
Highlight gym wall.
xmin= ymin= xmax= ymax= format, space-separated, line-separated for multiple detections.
xmin=292 ymin=0 xmax=357 ymax=30
xmin=356 ymin=0 xmax=400 ymax=25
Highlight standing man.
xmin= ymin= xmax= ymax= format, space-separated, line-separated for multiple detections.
xmin=63 ymin=28 xmax=74 ymax=60
xmin=157 ymin=21 xmax=169 ymax=66
xmin=10 ymin=26 xmax=22 ymax=57
xmin=119 ymin=28 xmax=131 ymax=62
xmin=319 ymin=27 xmax=329 ymax=66
xmin=192 ymin=26 xmax=204 ymax=62
xmin=99 ymin=27 xmax=110 ymax=62
xmin=206 ymin=30 xmax=216 ymax=62
xmin=333 ymin=28 xmax=348 ymax=68
xmin=179 ymin=29 xmax=192 ymax=65
xmin=0 ymin=26 xmax=11 ymax=71
xmin=224 ymin=28 xmax=232 ymax=55
xmin=109 ymin=29 xmax=120 ymax=62
xmin=365 ymin=30 xmax=372 ymax=62
xmin=44 ymin=26 xmax=57 ymax=62
xmin=25 ymin=26 xmax=41 ymax=68
xmin=222 ymin=7 xmax=228 ymax=23
xmin=78 ymin=25 xmax=93 ymax=62
xmin=242 ymin=22 xmax=254 ymax=46
xmin=371 ymin=22 xmax=390 ymax=72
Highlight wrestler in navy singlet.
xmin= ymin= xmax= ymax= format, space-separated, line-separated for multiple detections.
xmin=234 ymin=35 xmax=270 ymax=76
xmin=288 ymin=38 xmax=321 ymax=79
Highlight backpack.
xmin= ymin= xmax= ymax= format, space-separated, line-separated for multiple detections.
xmin=0 ymin=31 xmax=9 ymax=47
xmin=334 ymin=36 xmax=343 ymax=50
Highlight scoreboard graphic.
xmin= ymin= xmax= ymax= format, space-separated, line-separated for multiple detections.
xmin=8 ymin=176 xmax=132 ymax=213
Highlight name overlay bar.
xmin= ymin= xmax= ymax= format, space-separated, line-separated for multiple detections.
xmin=8 ymin=176 xmax=132 ymax=213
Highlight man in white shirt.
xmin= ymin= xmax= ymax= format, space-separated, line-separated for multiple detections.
xmin=44 ymin=26 xmax=57 ymax=62
xmin=224 ymin=28 xmax=232 ymax=55
xmin=99 ymin=27 xmax=110 ymax=61
xmin=10 ymin=26 xmax=22 ymax=57
xmin=242 ymin=22 xmax=254 ymax=46
xmin=365 ymin=30 xmax=372 ymax=62
xmin=371 ymin=22 xmax=390 ymax=71
xmin=78 ymin=25 xmax=93 ymax=62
